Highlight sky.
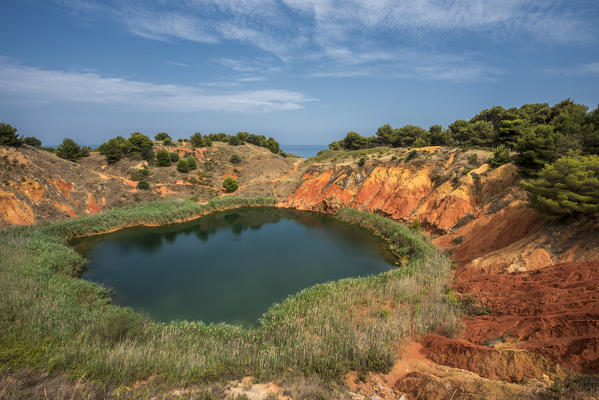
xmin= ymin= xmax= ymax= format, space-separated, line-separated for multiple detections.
xmin=1 ymin=1 xmax=598 ymax=146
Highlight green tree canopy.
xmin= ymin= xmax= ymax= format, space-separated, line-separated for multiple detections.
xmin=342 ymin=132 xmax=369 ymax=150
xmin=155 ymin=149 xmax=171 ymax=167
xmin=0 ymin=123 xmax=23 ymax=147
xmin=190 ymin=132 xmax=212 ymax=148
xmin=56 ymin=138 xmax=82 ymax=161
xmin=128 ymin=132 xmax=154 ymax=162
xmin=99 ymin=136 xmax=131 ymax=163
xmin=154 ymin=132 xmax=171 ymax=141
xmin=23 ymin=136 xmax=41 ymax=147
xmin=516 ymin=125 xmax=559 ymax=176
xmin=522 ymin=154 xmax=599 ymax=218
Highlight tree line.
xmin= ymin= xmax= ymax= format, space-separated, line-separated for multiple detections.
xmin=328 ymin=99 xmax=599 ymax=219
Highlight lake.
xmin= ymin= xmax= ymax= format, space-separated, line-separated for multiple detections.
xmin=74 ymin=207 xmax=396 ymax=326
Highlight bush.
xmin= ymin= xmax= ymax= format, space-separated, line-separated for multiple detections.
xmin=99 ymin=133 xmax=154 ymax=163
xmin=136 ymin=180 xmax=150 ymax=190
xmin=228 ymin=136 xmax=241 ymax=146
xmin=80 ymin=146 xmax=90 ymax=157
xmin=163 ymin=139 xmax=173 ymax=146
xmin=23 ymin=136 xmax=41 ymax=147
xmin=190 ymin=132 xmax=212 ymax=148
xmin=0 ymin=123 xmax=23 ymax=146
xmin=185 ymin=156 xmax=197 ymax=170
xmin=56 ymin=138 xmax=82 ymax=161
xmin=222 ymin=177 xmax=239 ymax=192
xmin=357 ymin=157 xmax=366 ymax=167
xmin=170 ymin=152 xmax=179 ymax=162
xmin=176 ymin=157 xmax=196 ymax=173
xmin=155 ymin=132 xmax=171 ymax=141
xmin=467 ymin=153 xmax=479 ymax=165
xmin=406 ymin=150 xmax=419 ymax=161
xmin=489 ymin=145 xmax=511 ymax=168
xmin=522 ymin=154 xmax=599 ymax=218
xmin=230 ymin=154 xmax=242 ymax=164
xmin=156 ymin=149 xmax=172 ymax=167
xmin=177 ymin=159 xmax=190 ymax=173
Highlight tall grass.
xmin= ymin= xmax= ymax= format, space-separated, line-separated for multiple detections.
xmin=0 ymin=199 xmax=459 ymax=386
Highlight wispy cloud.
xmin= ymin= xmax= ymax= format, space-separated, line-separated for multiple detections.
xmin=56 ymin=0 xmax=597 ymax=82
xmin=166 ymin=61 xmax=190 ymax=67
xmin=545 ymin=61 xmax=599 ymax=76
xmin=581 ymin=62 xmax=599 ymax=74
xmin=0 ymin=57 xmax=316 ymax=112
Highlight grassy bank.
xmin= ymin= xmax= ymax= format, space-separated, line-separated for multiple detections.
xmin=0 ymin=198 xmax=459 ymax=388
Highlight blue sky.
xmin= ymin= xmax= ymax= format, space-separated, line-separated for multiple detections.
xmin=1 ymin=0 xmax=598 ymax=146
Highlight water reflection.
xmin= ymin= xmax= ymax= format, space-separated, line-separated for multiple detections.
xmin=74 ymin=207 xmax=395 ymax=326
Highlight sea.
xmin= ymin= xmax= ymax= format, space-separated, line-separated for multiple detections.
xmin=281 ymin=144 xmax=328 ymax=158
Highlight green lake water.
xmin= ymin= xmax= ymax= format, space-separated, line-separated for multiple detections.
xmin=74 ymin=207 xmax=396 ymax=326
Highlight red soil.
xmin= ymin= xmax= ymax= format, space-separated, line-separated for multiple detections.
xmin=454 ymin=261 xmax=599 ymax=374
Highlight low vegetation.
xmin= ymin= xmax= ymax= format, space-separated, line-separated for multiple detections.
xmin=0 ymin=198 xmax=457 ymax=389
xmin=222 ymin=177 xmax=239 ymax=192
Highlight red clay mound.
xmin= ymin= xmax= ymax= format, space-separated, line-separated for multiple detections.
xmin=455 ymin=261 xmax=599 ymax=374
xmin=421 ymin=334 xmax=557 ymax=383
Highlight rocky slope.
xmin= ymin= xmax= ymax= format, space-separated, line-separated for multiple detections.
xmin=0 ymin=142 xmax=297 ymax=228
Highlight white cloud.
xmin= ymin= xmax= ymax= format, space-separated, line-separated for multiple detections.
xmin=581 ymin=62 xmax=599 ymax=74
xmin=0 ymin=58 xmax=315 ymax=112
xmin=55 ymin=0 xmax=596 ymax=82
xmin=166 ymin=61 xmax=190 ymax=67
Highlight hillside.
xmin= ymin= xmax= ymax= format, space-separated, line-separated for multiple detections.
xmin=0 ymin=141 xmax=297 ymax=228
xmin=1 ymin=143 xmax=598 ymax=399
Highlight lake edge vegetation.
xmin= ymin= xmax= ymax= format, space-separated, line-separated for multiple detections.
xmin=0 ymin=198 xmax=458 ymax=389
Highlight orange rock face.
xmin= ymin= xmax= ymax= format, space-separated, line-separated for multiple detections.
xmin=86 ymin=194 xmax=101 ymax=214
xmin=48 ymin=178 xmax=74 ymax=198
xmin=0 ymin=189 xmax=34 ymax=225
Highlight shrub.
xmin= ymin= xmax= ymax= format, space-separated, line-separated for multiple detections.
xmin=136 ymin=179 xmax=150 ymax=190
xmin=222 ymin=177 xmax=239 ymax=192
xmin=190 ymin=132 xmax=212 ymax=148
xmin=357 ymin=157 xmax=366 ymax=167
xmin=185 ymin=156 xmax=197 ymax=170
xmin=56 ymin=138 xmax=82 ymax=161
xmin=228 ymin=136 xmax=241 ymax=146
xmin=489 ymin=145 xmax=511 ymax=168
xmin=156 ymin=149 xmax=172 ymax=167
xmin=0 ymin=123 xmax=23 ymax=146
xmin=230 ymin=154 xmax=242 ymax=164
xmin=406 ymin=150 xmax=419 ymax=161
xmin=163 ymin=139 xmax=173 ymax=146
xmin=128 ymin=132 xmax=154 ymax=162
xmin=170 ymin=152 xmax=179 ymax=162
xmin=99 ymin=133 xmax=154 ymax=163
xmin=23 ymin=136 xmax=41 ymax=147
xmin=80 ymin=146 xmax=90 ymax=157
xmin=177 ymin=159 xmax=190 ymax=173
xmin=467 ymin=153 xmax=479 ymax=165
xmin=155 ymin=132 xmax=171 ymax=141
xmin=522 ymin=154 xmax=599 ymax=218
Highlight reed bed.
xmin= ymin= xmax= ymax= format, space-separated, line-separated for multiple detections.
xmin=0 ymin=198 xmax=459 ymax=385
